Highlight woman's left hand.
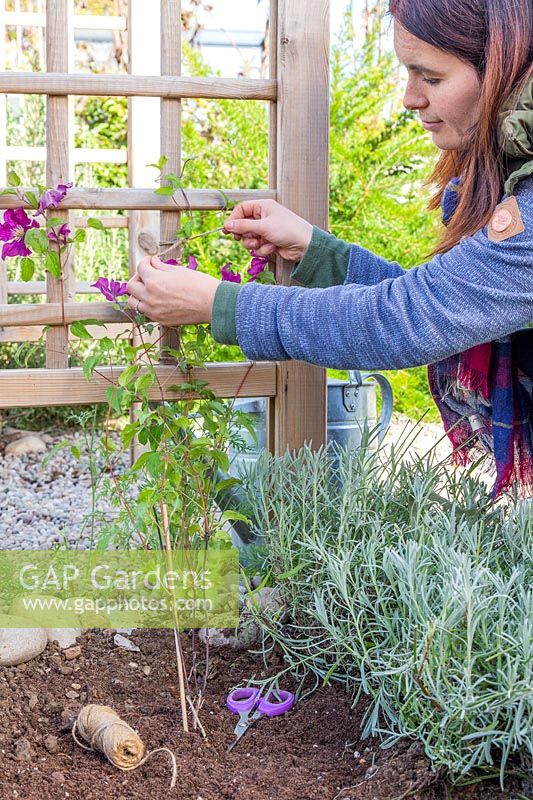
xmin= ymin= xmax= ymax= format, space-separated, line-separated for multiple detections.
xmin=126 ymin=256 xmax=220 ymax=326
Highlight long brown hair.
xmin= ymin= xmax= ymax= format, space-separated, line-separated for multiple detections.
xmin=388 ymin=0 xmax=533 ymax=254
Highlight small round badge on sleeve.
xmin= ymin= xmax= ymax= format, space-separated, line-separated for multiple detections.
xmin=488 ymin=196 xmax=525 ymax=242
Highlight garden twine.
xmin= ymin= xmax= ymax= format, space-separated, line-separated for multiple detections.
xmin=71 ymin=704 xmax=177 ymax=789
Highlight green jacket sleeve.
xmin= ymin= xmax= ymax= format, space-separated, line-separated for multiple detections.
xmin=210 ymin=225 xmax=351 ymax=346
xmin=290 ymin=225 xmax=351 ymax=287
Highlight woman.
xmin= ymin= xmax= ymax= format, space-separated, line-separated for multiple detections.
xmin=127 ymin=0 xmax=533 ymax=497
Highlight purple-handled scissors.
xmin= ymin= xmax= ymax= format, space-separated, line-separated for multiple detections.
xmin=226 ymin=686 xmax=295 ymax=752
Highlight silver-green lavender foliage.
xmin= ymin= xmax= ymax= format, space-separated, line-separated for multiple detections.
xmin=237 ymin=436 xmax=533 ymax=781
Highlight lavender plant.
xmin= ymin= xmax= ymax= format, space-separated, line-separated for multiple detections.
xmin=237 ymin=435 xmax=533 ymax=784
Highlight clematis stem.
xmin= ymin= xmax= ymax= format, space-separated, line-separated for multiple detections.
xmin=158 ymin=225 xmax=226 ymax=257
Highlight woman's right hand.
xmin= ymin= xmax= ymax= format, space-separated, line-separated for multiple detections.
xmin=223 ymin=199 xmax=313 ymax=263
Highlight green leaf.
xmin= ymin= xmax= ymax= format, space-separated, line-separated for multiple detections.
xmin=105 ymin=385 xmax=124 ymax=414
xmin=120 ymin=423 xmax=139 ymax=448
xmin=134 ymin=373 xmax=154 ymax=394
xmin=7 ymin=170 xmax=20 ymax=187
xmin=70 ymin=444 xmax=81 ymax=460
xmin=45 ymin=250 xmax=61 ymax=277
xmin=46 ymin=216 xmax=64 ymax=228
xmin=255 ymin=269 xmax=276 ymax=285
xmin=82 ymin=354 xmax=100 ymax=381
xmin=211 ymin=450 xmax=230 ymax=473
xmin=219 ymin=510 xmax=250 ymax=524
xmin=78 ymin=318 xmax=106 ymax=327
xmin=147 ymin=155 xmax=168 ymax=171
xmin=74 ymin=229 xmax=86 ymax=243
xmin=118 ymin=364 xmax=139 ymax=387
xmin=276 ymin=562 xmax=309 ymax=580
xmin=70 ymin=320 xmax=93 ymax=339
xmin=24 ymin=191 xmax=39 ymax=209
xmin=98 ymin=336 xmax=114 ymax=351
xmin=154 ymin=186 xmax=175 ymax=196
xmin=214 ymin=477 xmax=241 ymax=493
xmin=132 ymin=451 xmax=152 ymax=471
xmin=87 ymin=217 xmax=105 ymax=230
xmin=178 ymin=219 xmax=194 ymax=238
xmin=25 ymin=227 xmax=49 ymax=254
xmin=20 ymin=257 xmax=35 ymax=282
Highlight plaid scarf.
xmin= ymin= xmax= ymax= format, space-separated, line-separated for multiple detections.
xmin=427 ymin=178 xmax=533 ymax=499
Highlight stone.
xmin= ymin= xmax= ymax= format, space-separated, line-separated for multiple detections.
xmin=0 ymin=616 xmax=48 ymax=666
xmin=113 ymin=633 xmax=140 ymax=652
xmin=63 ymin=645 xmax=81 ymax=660
xmin=28 ymin=692 xmax=39 ymax=711
xmin=142 ymin=665 xmax=151 ymax=676
xmin=2 ymin=426 xmax=29 ymax=441
xmin=46 ymin=628 xmax=82 ymax=649
xmin=65 ymin=690 xmax=79 ymax=700
xmin=246 ymin=586 xmax=285 ymax=616
xmin=43 ymin=734 xmax=60 ymax=755
xmin=50 ymin=771 xmax=66 ymax=784
xmin=198 ymin=627 xmax=241 ymax=649
xmin=60 ymin=708 xmax=78 ymax=728
xmin=5 ymin=436 xmax=47 ymax=456
xmin=14 ymin=737 xmax=34 ymax=761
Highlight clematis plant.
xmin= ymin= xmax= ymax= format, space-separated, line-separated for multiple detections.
xmin=0 ymin=171 xmax=103 ymax=282
xmin=2 ymin=164 xmax=271 ymax=736
xmin=0 ymin=207 xmax=39 ymax=259
xmin=90 ymin=277 xmax=129 ymax=303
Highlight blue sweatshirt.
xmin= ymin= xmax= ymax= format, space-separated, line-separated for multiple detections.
xmin=211 ymin=174 xmax=533 ymax=370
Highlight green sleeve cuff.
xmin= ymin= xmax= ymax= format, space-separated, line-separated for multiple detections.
xmin=210 ymin=280 xmax=242 ymax=345
xmin=290 ymin=225 xmax=351 ymax=288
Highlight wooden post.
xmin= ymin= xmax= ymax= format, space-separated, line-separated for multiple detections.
xmin=159 ymin=0 xmax=181 ymax=363
xmin=127 ymin=0 xmax=161 ymax=279
xmin=266 ymin=0 xmax=278 ymax=454
xmin=128 ymin=0 xmax=162 ymax=464
xmin=45 ymin=0 xmax=74 ymax=369
xmin=273 ymin=0 xmax=329 ymax=454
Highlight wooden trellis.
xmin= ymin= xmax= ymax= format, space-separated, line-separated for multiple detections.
xmin=0 ymin=0 xmax=329 ymax=456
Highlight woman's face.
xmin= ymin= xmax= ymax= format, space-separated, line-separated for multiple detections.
xmin=394 ymin=22 xmax=482 ymax=150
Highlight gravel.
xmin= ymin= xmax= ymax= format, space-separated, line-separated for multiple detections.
xmin=0 ymin=429 xmax=129 ymax=550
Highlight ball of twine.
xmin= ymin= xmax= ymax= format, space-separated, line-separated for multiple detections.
xmin=72 ymin=704 xmax=177 ymax=789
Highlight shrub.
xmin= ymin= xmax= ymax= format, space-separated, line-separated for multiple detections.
xmin=238 ymin=437 xmax=533 ymax=782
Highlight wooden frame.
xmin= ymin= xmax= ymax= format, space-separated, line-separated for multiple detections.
xmin=0 ymin=0 xmax=329 ymax=455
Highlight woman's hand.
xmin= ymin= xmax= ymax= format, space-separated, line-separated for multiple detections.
xmin=224 ymin=199 xmax=313 ymax=262
xmin=126 ymin=256 xmax=220 ymax=326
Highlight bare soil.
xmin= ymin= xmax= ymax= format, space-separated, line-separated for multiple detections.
xmin=0 ymin=629 xmax=528 ymax=800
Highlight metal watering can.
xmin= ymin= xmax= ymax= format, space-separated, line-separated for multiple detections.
xmin=326 ymin=370 xmax=394 ymax=456
xmin=216 ymin=371 xmax=394 ymax=545
xmin=227 ymin=370 xmax=393 ymax=475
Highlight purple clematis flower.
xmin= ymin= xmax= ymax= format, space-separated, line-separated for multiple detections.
xmin=247 ymin=249 xmax=269 ymax=281
xmin=163 ymin=255 xmax=198 ymax=270
xmin=90 ymin=277 xmax=129 ymax=302
xmin=220 ymin=264 xmax=242 ymax=283
xmin=48 ymin=223 xmax=71 ymax=248
xmin=0 ymin=207 xmax=40 ymax=259
xmin=36 ymin=182 xmax=73 ymax=216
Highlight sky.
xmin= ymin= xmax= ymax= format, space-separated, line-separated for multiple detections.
xmin=182 ymin=0 xmax=369 ymax=77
